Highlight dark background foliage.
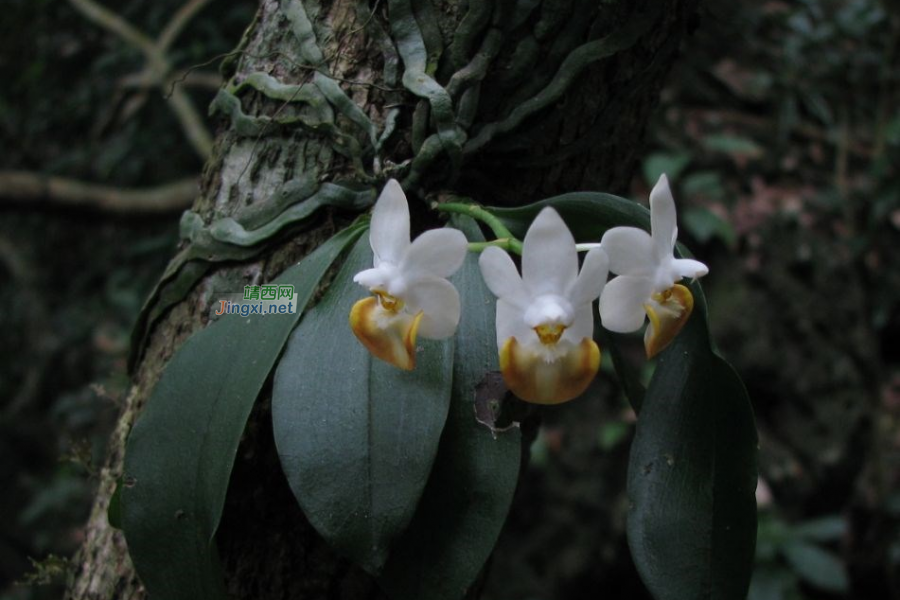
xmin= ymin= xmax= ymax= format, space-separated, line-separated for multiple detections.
xmin=2 ymin=1 xmax=898 ymax=599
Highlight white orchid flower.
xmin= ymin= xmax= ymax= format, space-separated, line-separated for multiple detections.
xmin=479 ymin=207 xmax=609 ymax=404
xmin=350 ymin=180 xmax=468 ymax=370
xmin=598 ymin=174 xmax=708 ymax=357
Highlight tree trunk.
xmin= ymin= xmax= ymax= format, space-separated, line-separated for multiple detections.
xmin=66 ymin=0 xmax=697 ymax=598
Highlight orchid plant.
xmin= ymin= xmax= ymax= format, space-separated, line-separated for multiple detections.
xmin=122 ymin=174 xmax=757 ymax=600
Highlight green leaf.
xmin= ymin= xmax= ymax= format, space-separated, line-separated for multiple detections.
xmin=626 ymin=286 xmax=757 ymax=600
xmin=490 ymin=192 xmax=650 ymax=241
xmin=701 ymin=133 xmax=763 ymax=158
xmin=682 ymin=171 xmax=726 ymax=201
xmin=756 ymin=513 xmax=790 ymax=561
xmin=597 ymin=326 xmax=646 ymax=413
xmin=643 ymin=151 xmax=692 ymax=188
xmin=748 ymin=567 xmax=798 ymax=600
xmin=121 ymin=223 xmax=366 ymax=600
xmin=272 ymin=235 xmax=454 ymax=574
xmin=597 ymin=420 xmax=632 ymax=452
xmin=490 ymin=194 xmax=758 ymax=600
xmin=378 ymin=216 xmax=522 ymax=600
xmin=782 ymin=541 xmax=849 ymax=593
xmin=681 ymin=206 xmax=737 ymax=249
xmin=792 ymin=516 xmax=846 ymax=542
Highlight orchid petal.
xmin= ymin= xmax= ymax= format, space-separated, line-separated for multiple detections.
xmin=563 ymin=302 xmax=595 ymax=345
xmin=404 ymin=276 xmax=461 ymax=339
xmin=599 ymin=275 xmax=653 ymax=333
xmin=353 ymin=266 xmax=389 ymax=290
xmin=350 ymin=296 xmax=422 ymax=370
xmin=672 ymin=257 xmax=709 ymax=280
xmin=479 ymin=247 xmax=529 ymax=310
xmin=370 ymin=179 xmax=410 ymax=266
xmin=600 ymin=227 xmax=655 ymax=275
xmin=650 ymin=174 xmax=678 ymax=261
xmin=400 ymin=228 xmax=468 ymax=280
xmin=495 ymin=298 xmax=532 ymax=352
xmin=568 ymin=247 xmax=609 ymax=306
xmin=522 ymin=207 xmax=578 ymax=297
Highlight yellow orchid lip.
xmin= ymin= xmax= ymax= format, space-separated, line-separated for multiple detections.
xmin=643 ymin=283 xmax=694 ymax=358
xmin=534 ymin=323 xmax=565 ymax=345
xmin=350 ymin=296 xmax=423 ymax=370
xmin=373 ymin=289 xmax=404 ymax=312
xmin=499 ymin=336 xmax=601 ymax=405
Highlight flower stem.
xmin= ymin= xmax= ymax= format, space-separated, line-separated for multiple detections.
xmin=435 ymin=202 xmax=524 ymax=254
xmin=436 ymin=202 xmax=513 ymax=238
xmin=467 ymin=238 xmax=524 ymax=254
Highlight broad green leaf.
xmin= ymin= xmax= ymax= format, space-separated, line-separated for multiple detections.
xmin=272 ymin=236 xmax=454 ymax=574
xmin=378 ymin=216 xmax=522 ymax=600
xmin=626 ymin=288 xmax=758 ymax=600
xmin=121 ymin=223 xmax=366 ymax=600
xmin=492 ymin=194 xmax=758 ymax=600
xmin=782 ymin=541 xmax=849 ymax=593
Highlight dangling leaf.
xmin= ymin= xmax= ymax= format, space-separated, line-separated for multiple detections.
xmin=492 ymin=194 xmax=758 ymax=600
xmin=121 ymin=223 xmax=366 ymax=600
xmin=626 ymin=285 xmax=757 ymax=600
xmin=378 ymin=216 xmax=522 ymax=600
xmin=272 ymin=236 xmax=454 ymax=574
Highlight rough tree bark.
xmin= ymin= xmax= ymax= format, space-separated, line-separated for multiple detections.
xmin=66 ymin=0 xmax=698 ymax=598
